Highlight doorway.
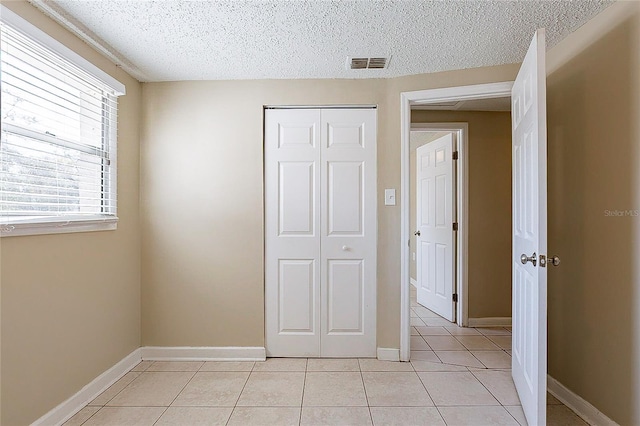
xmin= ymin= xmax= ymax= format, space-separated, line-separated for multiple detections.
xmin=411 ymin=127 xmax=464 ymax=326
xmin=402 ymin=31 xmax=549 ymax=426
xmin=400 ymin=82 xmax=514 ymax=362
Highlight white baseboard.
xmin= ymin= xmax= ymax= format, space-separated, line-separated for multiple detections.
xmin=547 ymin=375 xmax=618 ymax=426
xmin=32 ymin=348 xmax=142 ymax=426
xmin=141 ymin=346 xmax=266 ymax=361
xmin=377 ymin=347 xmax=400 ymax=361
xmin=468 ymin=317 xmax=512 ymax=327
xmin=32 ymin=346 xmax=266 ymax=425
xmin=410 ymin=278 xmax=417 ymax=288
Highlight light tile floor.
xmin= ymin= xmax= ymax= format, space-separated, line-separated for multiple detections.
xmin=65 ymin=289 xmax=587 ymax=426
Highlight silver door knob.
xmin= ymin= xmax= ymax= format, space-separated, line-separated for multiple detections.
xmin=520 ymin=252 xmax=537 ymax=266
xmin=342 ymin=245 xmax=349 ymax=251
xmin=414 ymin=230 xmax=421 ymax=236
xmin=549 ymin=255 xmax=561 ymax=266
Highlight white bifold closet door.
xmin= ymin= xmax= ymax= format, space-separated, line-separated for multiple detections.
xmin=265 ymin=108 xmax=377 ymax=358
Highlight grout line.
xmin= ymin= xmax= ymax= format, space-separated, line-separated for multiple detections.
xmin=135 ymin=360 xmax=154 ymax=372
xmin=93 ymin=369 xmax=144 ymax=409
xmin=466 ymin=349 xmax=490 ymax=369
xmin=421 ymin=334 xmax=434 ymax=352
xmin=225 ymin=363 xmax=255 ymax=426
xmin=468 ymin=368 xmax=504 ymax=407
xmin=156 ymin=370 xmax=198 ymax=422
xmin=450 ymin=334 xmax=501 ymax=352
xmin=148 ymin=368 xmax=199 ymax=426
xmin=428 ymin=404 xmax=511 ymax=407
xmin=298 ymin=358 xmax=308 ymax=425
xmin=80 ymin=404 xmax=242 ymax=408
xmin=151 ymin=407 xmax=170 ymax=426
xmin=504 ymin=405 xmax=526 ymax=425
xmin=435 ymin=406 xmax=450 ymax=426
xmin=413 ymin=359 xmax=438 ymax=408
xmin=357 ymin=358 xmax=375 ymax=426
xmin=449 ymin=334 xmax=468 ymax=350
xmin=112 ymin=370 xmax=197 ymax=425
xmin=75 ymin=406 xmax=101 ymax=426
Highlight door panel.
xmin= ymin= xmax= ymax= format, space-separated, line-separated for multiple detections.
xmin=278 ymin=123 xmax=316 ymax=148
xmin=416 ymin=133 xmax=455 ymax=322
xmin=278 ymin=162 xmax=315 ymax=235
xmin=321 ymin=108 xmax=377 ymax=357
xmin=265 ymin=109 xmax=321 ymax=357
xmin=435 ymin=175 xmax=446 ymax=226
xmin=278 ymin=260 xmax=315 ymax=332
xmin=512 ymin=29 xmax=548 ymax=426
xmin=327 ymin=161 xmax=363 ymax=235
xmin=327 ymin=259 xmax=364 ymax=333
xmin=435 ymin=244 xmax=446 ymax=296
xmin=327 ymin=122 xmax=365 ymax=148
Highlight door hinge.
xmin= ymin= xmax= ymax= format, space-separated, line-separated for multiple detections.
xmin=453 ymin=293 xmax=458 ymax=303
xmin=452 ymin=151 xmax=459 ymax=160
xmin=453 ymin=222 xmax=458 ymax=231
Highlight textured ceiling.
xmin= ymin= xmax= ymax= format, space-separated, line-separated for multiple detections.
xmin=32 ymin=0 xmax=612 ymax=82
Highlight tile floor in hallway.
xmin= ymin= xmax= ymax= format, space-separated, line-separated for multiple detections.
xmin=64 ymin=289 xmax=587 ymax=426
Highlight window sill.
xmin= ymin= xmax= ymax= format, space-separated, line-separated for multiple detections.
xmin=0 ymin=216 xmax=118 ymax=237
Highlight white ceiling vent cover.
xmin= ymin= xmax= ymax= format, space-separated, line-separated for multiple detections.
xmin=367 ymin=58 xmax=387 ymax=69
xmin=350 ymin=58 xmax=369 ymax=69
xmin=347 ymin=56 xmax=390 ymax=70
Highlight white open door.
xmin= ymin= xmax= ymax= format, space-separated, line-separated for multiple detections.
xmin=415 ymin=133 xmax=455 ymax=322
xmin=511 ymin=29 xmax=547 ymax=426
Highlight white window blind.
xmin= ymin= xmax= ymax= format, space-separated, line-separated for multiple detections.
xmin=0 ymin=8 xmax=124 ymax=236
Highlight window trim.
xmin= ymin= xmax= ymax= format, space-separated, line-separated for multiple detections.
xmin=1 ymin=5 xmax=124 ymax=238
xmin=0 ymin=6 xmax=125 ymax=95
xmin=1 ymin=216 xmax=118 ymax=237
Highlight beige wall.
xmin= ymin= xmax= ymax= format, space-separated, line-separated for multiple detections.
xmin=140 ymin=80 xmax=387 ymax=347
xmin=546 ymin=1 xmax=640 ymax=424
xmin=411 ymin=112 xmax=512 ymax=319
xmin=140 ymin=65 xmax=521 ymax=350
xmin=0 ymin=1 xmax=142 ymax=424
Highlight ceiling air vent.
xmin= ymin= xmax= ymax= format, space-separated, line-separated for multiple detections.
xmin=367 ymin=58 xmax=387 ymax=69
xmin=347 ymin=56 xmax=390 ymax=70
xmin=350 ymin=58 xmax=369 ymax=69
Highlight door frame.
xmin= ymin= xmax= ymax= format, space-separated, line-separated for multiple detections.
xmin=411 ymin=124 xmax=466 ymax=325
xmin=399 ymin=81 xmax=514 ymax=362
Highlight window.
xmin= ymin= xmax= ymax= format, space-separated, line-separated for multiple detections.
xmin=0 ymin=6 xmax=125 ymax=237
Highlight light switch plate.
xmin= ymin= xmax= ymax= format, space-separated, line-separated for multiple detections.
xmin=384 ymin=189 xmax=396 ymax=206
